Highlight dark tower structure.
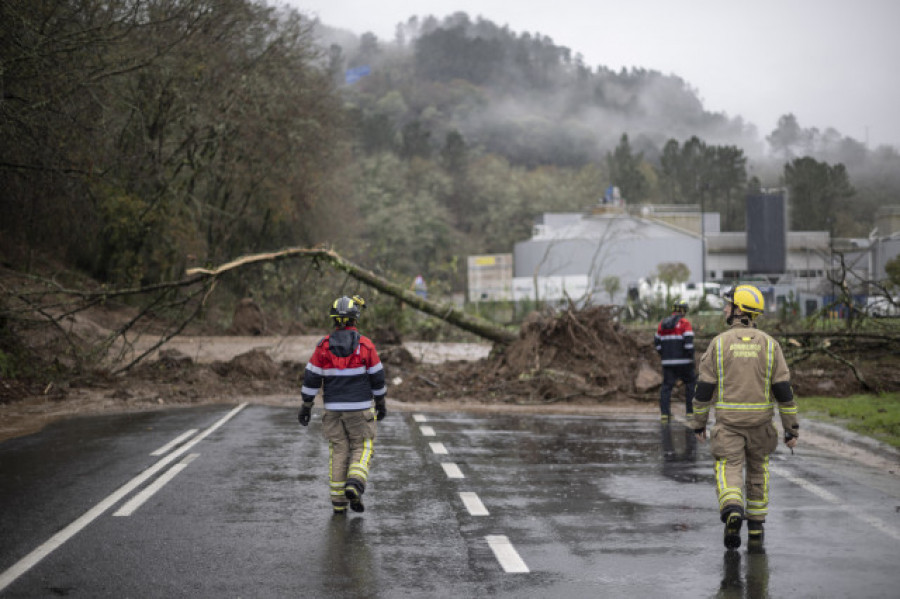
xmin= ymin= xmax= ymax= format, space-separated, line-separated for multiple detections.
xmin=746 ymin=191 xmax=786 ymax=274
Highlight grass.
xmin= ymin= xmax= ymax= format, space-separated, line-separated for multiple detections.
xmin=798 ymin=392 xmax=900 ymax=449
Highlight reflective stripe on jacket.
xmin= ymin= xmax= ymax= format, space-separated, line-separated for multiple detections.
xmin=300 ymin=326 xmax=387 ymax=411
xmin=692 ymin=322 xmax=798 ymax=432
xmin=654 ymin=313 xmax=695 ymax=367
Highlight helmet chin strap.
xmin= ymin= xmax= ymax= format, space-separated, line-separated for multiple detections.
xmin=726 ymin=305 xmax=752 ymax=326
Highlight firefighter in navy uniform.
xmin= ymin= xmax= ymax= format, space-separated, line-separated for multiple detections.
xmin=654 ymin=300 xmax=696 ymax=423
xmin=298 ymin=296 xmax=387 ymax=514
xmin=690 ymin=284 xmax=799 ymax=549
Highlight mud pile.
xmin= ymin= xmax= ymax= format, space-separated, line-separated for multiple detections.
xmin=389 ymin=306 xmax=661 ymax=406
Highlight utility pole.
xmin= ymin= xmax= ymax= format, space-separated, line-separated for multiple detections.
xmin=701 ymin=192 xmax=707 ymax=295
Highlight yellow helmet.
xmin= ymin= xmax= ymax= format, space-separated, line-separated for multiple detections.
xmin=723 ymin=284 xmax=764 ymax=316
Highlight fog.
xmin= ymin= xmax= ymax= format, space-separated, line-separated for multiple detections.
xmin=293 ymin=0 xmax=900 ymax=150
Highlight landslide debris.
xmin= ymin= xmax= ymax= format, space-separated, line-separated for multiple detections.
xmin=388 ymin=306 xmax=661 ymax=406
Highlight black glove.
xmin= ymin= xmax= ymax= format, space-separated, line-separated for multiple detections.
xmin=375 ymin=400 xmax=386 ymax=421
xmin=693 ymin=428 xmax=706 ymax=435
xmin=298 ymin=402 xmax=313 ymax=426
xmin=784 ymin=431 xmax=797 ymax=443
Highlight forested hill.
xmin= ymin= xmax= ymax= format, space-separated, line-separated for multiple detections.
xmin=318 ymin=12 xmax=762 ymax=166
xmin=2 ymin=2 xmax=898 ymax=318
xmin=315 ymin=11 xmax=900 ymax=246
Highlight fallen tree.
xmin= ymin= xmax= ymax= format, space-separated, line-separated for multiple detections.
xmin=185 ymin=247 xmax=518 ymax=345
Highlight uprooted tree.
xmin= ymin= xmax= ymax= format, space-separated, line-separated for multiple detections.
xmin=184 ymin=248 xmax=518 ymax=345
xmin=0 ymin=248 xmax=517 ymax=378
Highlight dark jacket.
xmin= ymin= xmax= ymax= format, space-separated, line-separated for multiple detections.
xmin=654 ymin=313 xmax=695 ymax=367
xmin=300 ymin=326 xmax=387 ymax=411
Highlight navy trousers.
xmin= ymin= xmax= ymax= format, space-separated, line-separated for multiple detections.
xmin=660 ymin=365 xmax=696 ymax=416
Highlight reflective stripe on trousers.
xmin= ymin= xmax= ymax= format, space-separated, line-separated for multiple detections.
xmin=322 ymin=408 xmax=377 ymax=507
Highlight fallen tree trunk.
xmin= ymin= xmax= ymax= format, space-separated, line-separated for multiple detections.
xmin=186 ymin=247 xmax=518 ymax=345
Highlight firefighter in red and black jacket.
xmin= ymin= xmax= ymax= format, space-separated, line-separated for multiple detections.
xmin=654 ymin=300 xmax=696 ymax=423
xmin=297 ymin=295 xmax=387 ymax=514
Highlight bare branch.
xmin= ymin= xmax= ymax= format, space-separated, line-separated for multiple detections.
xmin=186 ymin=247 xmax=518 ymax=345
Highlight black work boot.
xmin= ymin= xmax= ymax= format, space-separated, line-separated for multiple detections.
xmin=345 ymin=480 xmax=365 ymax=513
xmin=747 ymin=520 xmax=764 ymax=547
xmin=722 ymin=509 xmax=743 ymax=549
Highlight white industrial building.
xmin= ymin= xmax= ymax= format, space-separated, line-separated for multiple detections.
xmin=467 ymin=202 xmax=900 ymax=316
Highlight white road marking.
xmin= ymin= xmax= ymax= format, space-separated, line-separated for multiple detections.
xmin=486 ymin=535 xmax=530 ymax=573
xmin=459 ymin=492 xmax=489 ymax=516
xmin=771 ymin=465 xmax=900 ymax=541
xmin=441 ymin=463 xmax=464 ymax=479
xmin=413 ymin=414 xmax=427 ymax=422
xmin=429 ymin=442 xmax=448 ymax=454
xmin=150 ymin=429 xmax=198 ymax=456
xmin=420 ymin=425 xmax=436 ymax=437
xmin=113 ymin=454 xmax=199 ymax=516
xmin=0 ymin=403 xmax=248 ymax=593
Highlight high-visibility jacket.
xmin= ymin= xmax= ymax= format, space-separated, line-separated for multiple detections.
xmin=691 ymin=322 xmax=799 ymax=436
xmin=300 ymin=326 xmax=387 ymax=411
xmin=655 ymin=313 xmax=695 ymax=367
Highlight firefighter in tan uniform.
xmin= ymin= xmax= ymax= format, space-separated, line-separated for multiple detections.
xmin=690 ymin=284 xmax=799 ymax=549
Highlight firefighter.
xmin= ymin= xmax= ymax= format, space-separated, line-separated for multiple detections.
xmin=654 ymin=300 xmax=696 ymax=423
xmin=691 ymin=284 xmax=799 ymax=549
xmin=298 ymin=295 xmax=387 ymax=514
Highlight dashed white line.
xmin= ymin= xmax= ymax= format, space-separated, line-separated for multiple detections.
xmin=413 ymin=414 xmax=428 ymax=422
xmin=420 ymin=425 xmax=436 ymax=437
xmin=429 ymin=442 xmax=448 ymax=454
xmin=459 ymin=492 xmax=489 ymax=516
xmin=150 ymin=429 xmax=198 ymax=456
xmin=441 ymin=463 xmax=464 ymax=479
xmin=114 ymin=454 xmax=199 ymax=516
xmin=486 ymin=535 xmax=530 ymax=573
xmin=771 ymin=465 xmax=900 ymax=541
xmin=0 ymin=403 xmax=248 ymax=593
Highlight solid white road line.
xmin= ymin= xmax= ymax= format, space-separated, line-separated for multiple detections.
xmin=420 ymin=425 xmax=436 ymax=437
xmin=459 ymin=492 xmax=489 ymax=516
xmin=113 ymin=454 xmax=200 ymax=516
xmin=413 ymin=414 xmax=427 ymax=422
xmin=770 ymin=465 xmax=900 ymax=541
xmin=441 ymin=463 xmax=464 ymax=479
xmin=486 ymin=535 xmax=530 ymax=573
xmin=429 ymin=442 xmax=448 ymax=454
xmin=150 ymin=429 xmax=198 ymax=456
xmin=0 ymin=403 xmax=248 ymax=593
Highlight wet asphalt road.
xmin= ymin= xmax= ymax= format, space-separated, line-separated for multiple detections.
xmin=1 ymin=404 xmax=899 ymax=598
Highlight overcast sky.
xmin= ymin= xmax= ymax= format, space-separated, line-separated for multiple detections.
xmin=288 ymin=0 xmax=900 ymax=150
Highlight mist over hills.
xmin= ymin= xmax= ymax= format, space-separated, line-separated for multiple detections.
xmin=313 ymin=11 xmax=893 ymax=172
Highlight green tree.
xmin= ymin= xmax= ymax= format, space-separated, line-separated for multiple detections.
xmin=885 ymin=255 xmax=900 ymax=288
xmin=658 ymin=137 xmax=747 ymax=229
xmin=767 ymin=113 xmax=808 ymax=160
xmin=656 ymin=262 xmax=691 ymax=304
xmin=709 ymin=145 xmax=748 ymax=230
xmin=783 ymin=157 xmax=855 ymax=231
xmin=400 ymin=121 xmax=432 ymax=159
xmin=0 ymin=0 xmax=346 ymax=286
xmin=606 ymin=134 xmax=649 ymax=202
xmin=601 ymin=275 xmax=621 ymax=303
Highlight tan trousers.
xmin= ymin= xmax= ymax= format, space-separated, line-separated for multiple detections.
xmin=709 ymin=422 xmax=778 ymax=521
xmin=322 ymin=408 xmax=377 ymax=509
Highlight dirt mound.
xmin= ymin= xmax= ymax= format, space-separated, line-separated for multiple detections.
xmin=211 ymin=349 xmax=279 ymax=379
xmin=228 ymin=298 xmax=267 ymax=335
xmin=389 ymin=306 xmax=660 ymax=406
